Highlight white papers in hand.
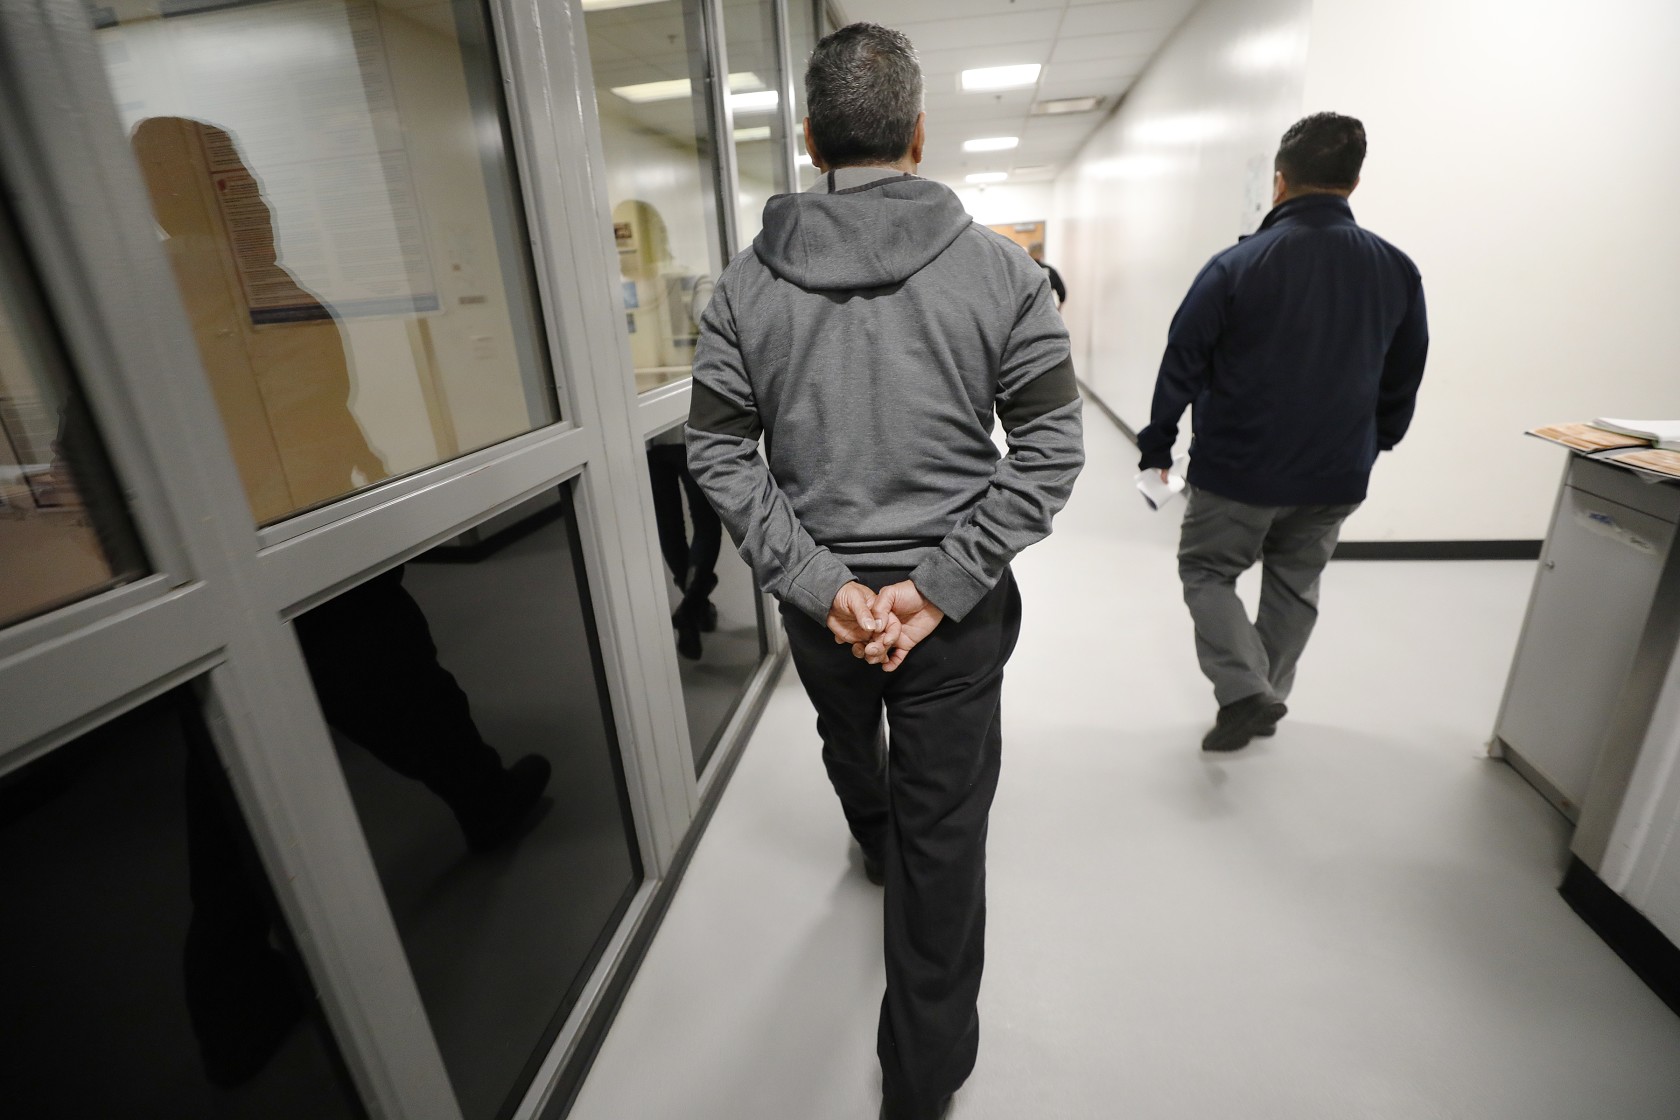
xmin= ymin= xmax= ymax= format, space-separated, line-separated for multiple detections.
xmin=1136 ymin=458 xmax=1188 ymax=511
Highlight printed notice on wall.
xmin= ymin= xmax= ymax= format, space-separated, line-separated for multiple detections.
xmin=96 ymin=0 xmax=440 ymax=324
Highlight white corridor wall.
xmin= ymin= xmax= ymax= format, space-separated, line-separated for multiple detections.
xmin=1054 ymin=0 xmax=1680 ymax=543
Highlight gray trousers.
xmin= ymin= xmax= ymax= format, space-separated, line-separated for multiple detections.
xmin=1177 ymin=487 xmax=1360 ymax=707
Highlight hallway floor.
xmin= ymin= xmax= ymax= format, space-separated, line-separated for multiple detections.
xmin=568 ymin=413 xmax=1680 ymax=1120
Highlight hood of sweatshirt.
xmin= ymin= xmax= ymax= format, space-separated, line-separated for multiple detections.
xmin=752 ymin=173 xmax=975 ymax=292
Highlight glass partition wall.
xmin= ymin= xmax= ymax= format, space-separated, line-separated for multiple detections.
xmin=584 ymin=0 xmax=785 ymax=776
xmin=0 ymin=1 xmax=815 ymax=1117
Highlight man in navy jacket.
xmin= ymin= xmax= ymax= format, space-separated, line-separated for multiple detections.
xmin=1136 ymin=112 xmax=1428 ymax=752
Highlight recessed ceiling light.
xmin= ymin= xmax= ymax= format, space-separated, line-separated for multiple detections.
xmin=734 ymin=126 xmax=772 ymax=142
xmin=1032 ymin=96 xmax=1105 ymax=116
xmin=1013 ymin=164 xmax=1054 ymax=175
xmin=962 ymin=136 xmax=1019 ymax=153
xmin=612 ymin=72 xmax=763 ymax=104
xmin=965 ymin=171 xmax=1009 ymax=184
xmin=960 ymin=64 xmax=1041 ymax=92
xmin=581 ymin=0 xmax=665 ymax=11
xmin=728 ymin=90 xmax=780 ymax=115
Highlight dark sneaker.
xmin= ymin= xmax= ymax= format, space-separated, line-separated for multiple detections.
xmin=674 ymin=616 xmax=702 ymax=660
xmin=881 ymin=1090 xmax=953 ymax=1119
xmin=1202 ymin=696 xmax=1287 ymax=753
xmin=461 ymin=754 xmax=552 ymax=853
xmin=696 ymin=598 xmax=718 ymax=633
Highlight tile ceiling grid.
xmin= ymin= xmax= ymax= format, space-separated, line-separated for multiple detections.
xmin=832 ymin=0 xmax=1200 ymax=185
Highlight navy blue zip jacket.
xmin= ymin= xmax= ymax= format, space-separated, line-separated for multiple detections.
xmin=1136 ymin=193 xmax=1428 ymax=506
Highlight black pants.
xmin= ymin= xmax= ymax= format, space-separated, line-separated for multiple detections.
xmin=646 ymin=442 xmax=722 ymax=597
xmin=292 ymin=565 xmax=506 ymax=817
xmin=781 ymin=568 xmax=1022 ymax=1108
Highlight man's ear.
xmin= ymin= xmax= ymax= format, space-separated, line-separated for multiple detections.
xmin=1272 ymin=170 xmax=1287 ymax=206
xmin=803 ymin=117 xmax=826 ymax=172
xmin=1347 ymin=175 xmax=1361 ymax=195
xmin=908 ymin=113 xmax=926 ymax=167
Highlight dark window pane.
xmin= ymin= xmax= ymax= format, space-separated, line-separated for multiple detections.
xmin=647 ymin=430 xmax=768 ymax=772
xmin=0 ymin=688 xmax=365 ymax=1118
xmin=294 ymin=485 xmax=640 ymax=1120
xmin=0 ymin=200 xmax=147 ymax=628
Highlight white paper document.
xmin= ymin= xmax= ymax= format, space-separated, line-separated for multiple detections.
xmin=1136 ymin=457 xmax=1188 ymax=511
xmin=1592 ymin=418 xmax=1680 ymax=451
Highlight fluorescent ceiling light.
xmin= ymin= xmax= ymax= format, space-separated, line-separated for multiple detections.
xmin=960 ymin=64 xmax=1040 ymax=92
xmin=612 ymin=71 xmax=763 ymax=104
xmin=734 ymin=126 xmax=772 ymax=142
xmin=965 ymin=171 xmax=1009 ymax=184
xmin=962 ymin=136 xmax=1019 ymax=153
xmin=728 ymin=90 xmax=780 ymax=114
xmin=1032 ymin=96 xmax=1104 ymax=116
xmin=581 ymin=0 xmax=666 ymax=11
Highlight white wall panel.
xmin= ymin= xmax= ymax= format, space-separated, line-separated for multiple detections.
xmin=955 ymin=181 xmax=1055 ymax=227
xmin=1304 ymin=0 xmax=1680 ymax=541
xmin=1053 ymin=0 xmax=1680 ymax=542
xmin=1050 ymin=0 xmax=1311 ymax=430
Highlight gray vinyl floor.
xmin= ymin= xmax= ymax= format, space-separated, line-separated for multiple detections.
xmin=567 ymin=413 xmax=1680 ymax=1120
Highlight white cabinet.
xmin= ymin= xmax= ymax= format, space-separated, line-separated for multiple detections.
xmin=1493 ymin=457 xmax=1680 ymax=818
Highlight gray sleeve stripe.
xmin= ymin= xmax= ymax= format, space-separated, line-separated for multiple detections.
xmin=689 ymin=380 xmax=763 ymax=440
xmin=999 ymin=354 xmax=1079 ymax=432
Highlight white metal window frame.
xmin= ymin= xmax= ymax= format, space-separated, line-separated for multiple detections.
xmin=0 ymin=0 xmax=810 ymax=1116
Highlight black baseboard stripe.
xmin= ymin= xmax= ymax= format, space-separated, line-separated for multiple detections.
xmin=1333 ymin=540 xmax=1542 ymax=561
xmin=1559 ymin=856 xmax=1680 ymax=1019
xmin=1072 ymin=381 xmax=1541 ymax=563
xmin=1077 ymin=379 xmax=1138 ymax=446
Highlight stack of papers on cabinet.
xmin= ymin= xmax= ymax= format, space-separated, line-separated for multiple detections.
xmin=1527 ymin=422 xmax=1649 ymax=453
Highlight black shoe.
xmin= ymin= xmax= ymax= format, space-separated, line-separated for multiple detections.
xmin=460 ymin=754 xmax=552 ymax=853
xmin=880 ymin=1092 xmax=953 ymax=1120
xmin=674 ymin=616 xmax=702 ymax=660
xmin=183 ymin=923 xmax=305 ymax=1087
xmin=695 ymin=598 xmax=718 ymax=633
xmin=1202 ymin=696 xmax=1287 ymax=753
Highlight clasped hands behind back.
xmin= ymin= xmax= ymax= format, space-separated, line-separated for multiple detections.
xmin=826 ymin=580 xmax=945 ymax=673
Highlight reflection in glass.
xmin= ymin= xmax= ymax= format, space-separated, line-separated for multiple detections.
xmin=95 ymin=0 xmax=557 ymax=525
xmin=646 ymin=429 xmax=766 ymax=772
xmin=784 ymin=0 xmax=819 ymax=191
xmin=722 ymin=0 xmax=791 ymax=246
xmin=584 ymin=0 xmax=726 ymax=393
xmin=296 ymin=487 xmax=640 ymax=1120
xmin=0 ymin=689 xmax=365 ymax=1118
xmin=0 ymin=207 xmax=146 ymax=628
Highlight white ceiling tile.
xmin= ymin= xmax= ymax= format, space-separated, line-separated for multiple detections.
xmin=927 ymin=91 xmax=1036 ymax=121
xmin=917 ymin=43 xmax=1057 ymax=81
xmin=839 ymin=0 xmax=1067 ymax=23
xmin=1050 ymin=29 xmax=1165 ymax=62
xmin=1058 ymin=0 xmax=1189 ymax=37
xmin=1040 ymin=54 xmax=1150 ymax=86
xmin=886 ymin=9 xmax=1067 ymax=53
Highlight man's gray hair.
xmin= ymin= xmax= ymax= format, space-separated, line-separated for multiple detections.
xmin=805 ymin=23 xmax=923 ymax=169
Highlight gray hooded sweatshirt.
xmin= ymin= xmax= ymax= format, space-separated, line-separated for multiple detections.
xmin=685 ymin=168 xmax=1084 ymax=624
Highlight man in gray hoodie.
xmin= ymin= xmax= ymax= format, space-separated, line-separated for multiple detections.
xmin=686 ymin=23 xmax=1083 ymax=1120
